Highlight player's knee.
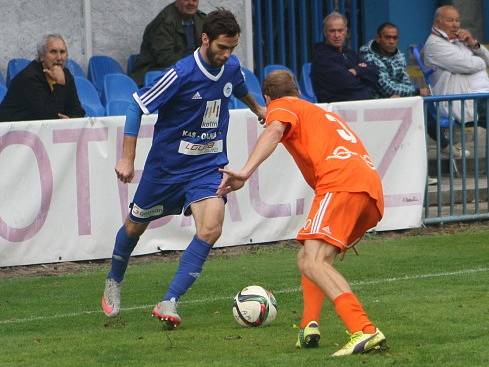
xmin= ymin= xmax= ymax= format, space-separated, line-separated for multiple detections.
xmin=124 ymin=219 xmax=148 ymax=238
xmin=196 ymin=224 xmax=222 ymax=244
xmin=300 ymin=257 xmax=320 ymax=279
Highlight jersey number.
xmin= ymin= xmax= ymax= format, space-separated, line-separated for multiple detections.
xmin=325 ymin=113 xmax=357 ymax=143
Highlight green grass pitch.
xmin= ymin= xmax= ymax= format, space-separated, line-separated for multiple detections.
xmin=1 ymin=225 xmax=489 ymax=366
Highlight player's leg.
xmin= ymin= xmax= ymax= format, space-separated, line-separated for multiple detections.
xmin=102 ymin=218 xmax=148 ymax=317
xmin=102 ymin=177 xmax=180 ymax=318
xmin=296 ymin=192 xmax=386 ymax=356
xmin=295 ymin=248 xmax=327 ymax=348
xmin=153 ymin=170 xmax=225 ymax=328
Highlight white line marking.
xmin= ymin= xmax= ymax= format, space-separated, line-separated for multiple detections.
xmin=1 ymin=267 xmax=487 ymax=325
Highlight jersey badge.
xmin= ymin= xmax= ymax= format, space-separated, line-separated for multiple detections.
xmin=223 ymin=82 xmax=233 ymax=97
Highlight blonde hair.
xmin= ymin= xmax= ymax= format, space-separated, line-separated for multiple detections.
xmin=262 ymin=70 xmax=299 ymax=100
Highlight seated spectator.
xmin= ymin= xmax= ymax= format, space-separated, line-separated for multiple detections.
xmin=423 ymin=5 xmax=489 ymax=125
xmin=311 ymin=12 xmax=378 ymax=103
xmin=360 ymin=22 xmax=429 ymax=98
xmin=130 ymin=0 xmax=206 ymax=86
xmin=0 ymin=34 xmax=84 ymax=122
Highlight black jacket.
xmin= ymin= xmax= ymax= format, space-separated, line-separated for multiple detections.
xmin=0 ymin=60 xmax=84 ymax=122
xmin=311 ymin=43 xmax=378 ymax=103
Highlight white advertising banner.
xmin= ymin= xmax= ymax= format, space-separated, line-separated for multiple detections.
xmin=0 ymin=97 xmax=426 ymax=266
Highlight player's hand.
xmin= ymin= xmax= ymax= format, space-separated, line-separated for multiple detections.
xmin=43 ymin=65 xmax=66 ymax=85
xmin=255 ymin=105 xmax=267 ymax=125
xmin=115 ymin=158 xmax=135 ymax=183
xmin=217 ymin=168 xmax=248 ymax=196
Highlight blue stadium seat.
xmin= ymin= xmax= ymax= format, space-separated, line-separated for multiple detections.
xmin=66 ymin=59 xmax=85 ymax=78
xmin=103 ymin=73 xmax=138 ymax=105
xmin=105 ymin=100 xmax=131 ymax=116
xmin=88 ymin=55 xmax=124 ymax=96
xmin=263 ymin=64 xmax=314 ymax=102
xmin=6 ymin=58 xmax=30 ymax=86
xmin=144 ymin=70 xmax=166 ymax=87
xmin=127 ymin=54 xmax=138 ymax=74
xmin=231 ymin=91 xmax=264 ymax=109
xmin=0 ymin=83 xmax=7 ymax=103
xmin=299 ymin=63 xmax=317 ymax=103
xmin=409 ymin=44 xmax=453 ymax=128
xmin=74 ymin=76 xmax=105 ymax=117
xmin=240 ymin=67 xmax=265 ymax=106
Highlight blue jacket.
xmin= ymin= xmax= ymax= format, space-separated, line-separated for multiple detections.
xmin=311 ymin=43 xmax=378 ymax=103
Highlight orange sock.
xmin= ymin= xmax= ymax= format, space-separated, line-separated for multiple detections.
xmin=333 ymin=292 xmax=376 ymax=334
xmin=300 ymin=274 xmax=325 ymax=328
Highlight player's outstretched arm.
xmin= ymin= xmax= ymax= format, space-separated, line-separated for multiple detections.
xmin=217 ymin=121 xmax=286 ymax=196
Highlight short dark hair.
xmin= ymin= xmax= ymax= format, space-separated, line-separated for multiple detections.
xmin=262 ymin=70 xmax=299 ymax=100
xmin=202 ymin=9 xmax=241 ymax=42
xmin=377 ymin=22 xmax=398 ymax=35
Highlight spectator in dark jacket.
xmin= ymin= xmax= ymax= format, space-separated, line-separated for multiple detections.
xmin=130 ymin=0 xmax=206 ymax=86
xmin=311 ymin=12 xmax=378 ymax=103
xmin=0 ymin=33 xmax=84 ymax=122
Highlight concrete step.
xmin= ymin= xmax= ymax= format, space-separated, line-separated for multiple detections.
xmin=426 ymin=177 xmax=489 ymax=206
xmin=423 ymin=201 xmax=489 ymax=220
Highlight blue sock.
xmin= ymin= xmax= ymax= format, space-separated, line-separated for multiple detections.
xmin=163 ymin=236 xmax=212 ymax=301
xmin=108 ymin=226 xmax=139 ymax=283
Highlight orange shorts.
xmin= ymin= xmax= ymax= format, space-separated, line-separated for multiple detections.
xmin=296 ymin=192 xmax=382 ymax=251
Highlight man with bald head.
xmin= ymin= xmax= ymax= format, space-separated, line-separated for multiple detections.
xmin=423 ymin=5 xmax=489 ymax=125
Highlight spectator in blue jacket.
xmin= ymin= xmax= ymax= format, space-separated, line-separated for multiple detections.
xmin=311 ymin=12 xmax=378 ymax=103
xmin=359 ymin=22 xmax=429 ymax=98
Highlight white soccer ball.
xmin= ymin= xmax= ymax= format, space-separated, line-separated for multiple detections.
xmin=232 ymin=285 xmax=278 ymax=327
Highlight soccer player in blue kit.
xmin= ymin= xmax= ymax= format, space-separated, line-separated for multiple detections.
xmin=101 ymin=9 xmax=266 ymax=328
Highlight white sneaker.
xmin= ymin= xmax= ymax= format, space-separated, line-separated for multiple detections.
xmin=101 ymin=278 xmax=121 ymax=317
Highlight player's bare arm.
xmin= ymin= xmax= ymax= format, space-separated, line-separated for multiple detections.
xmin=217 ymin=120 xmax=286 ymax=196
xmin=115 ymin=135 xmax=137 ymax=183
xmin=239 ymin=93 xmax=267 ymax=124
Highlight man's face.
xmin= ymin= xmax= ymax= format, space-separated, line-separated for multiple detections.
xmin=40 ymin=38 xmax=67 ymax=69
xmin=175 ymin=0 xmax=199 ymax=18
xmin=325 ymin=18 xmax=347 ymax=48
xmin=376 ymin=26 xmax=399 ymax=54
xmin=436 ymin=8 xmax=460 ymax=39
xmin=202 ymin=33 xmax=239 ymax=68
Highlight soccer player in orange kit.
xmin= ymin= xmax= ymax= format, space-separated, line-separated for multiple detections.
xmin=217 ymin=70 xmax=387 ymax=357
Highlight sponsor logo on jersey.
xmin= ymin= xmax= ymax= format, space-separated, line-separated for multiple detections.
xmin=178 ymin=140 xmax=223 ymax=155
xmin=192 ymin=91 xmax=202 ymax=100
xmin=223 ymin=82 xmax=233 ymax=97
xmin=201 ymin=99 xmax=221 ymax=128
xmin=326 ymin=146 xmax=375 ymax=169
xmin=131 ymin=204 xmax=164 ymax=219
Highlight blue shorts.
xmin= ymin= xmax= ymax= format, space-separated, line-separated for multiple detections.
xmin=129 ymin=169 xmax=226 ymax=223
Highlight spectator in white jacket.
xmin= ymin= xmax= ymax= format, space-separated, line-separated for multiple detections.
xmin=423 ymin=5 xmax=489 ymax=125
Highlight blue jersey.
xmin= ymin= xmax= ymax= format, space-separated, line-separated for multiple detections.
xmin=133 ymin=49 xmax=247 ymax=183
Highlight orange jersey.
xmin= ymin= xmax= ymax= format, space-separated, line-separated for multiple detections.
xmin=265 ymin=97 xmax=383 ymax=212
